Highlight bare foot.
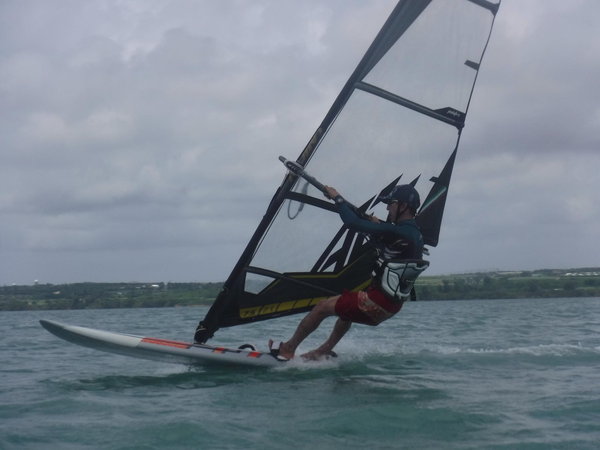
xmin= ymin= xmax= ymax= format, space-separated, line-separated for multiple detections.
xmin=268 ymin=339 xmax=294 ymax=360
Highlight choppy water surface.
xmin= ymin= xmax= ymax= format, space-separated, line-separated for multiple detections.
xmin=2 ymin=297 xmax=599 ymax=449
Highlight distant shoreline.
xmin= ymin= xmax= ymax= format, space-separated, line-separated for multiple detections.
xmin=2 ymin=268 xmax=599 ymax=311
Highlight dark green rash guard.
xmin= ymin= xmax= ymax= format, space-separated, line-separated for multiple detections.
xmin=334 ymin=196 xmax=424 ymax=260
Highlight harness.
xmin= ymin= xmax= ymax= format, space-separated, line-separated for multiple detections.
xmin=378 ymin=258 xmax=429 ymax=301
xmin=372 ymin=237 xmax=429 ymax=302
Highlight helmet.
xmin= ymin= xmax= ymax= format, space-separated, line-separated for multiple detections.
xmin=378 ymin=184 xmax=420 ymax=211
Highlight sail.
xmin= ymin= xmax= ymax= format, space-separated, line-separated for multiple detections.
xmin=195 ymin=0 xmax=501 ymax=342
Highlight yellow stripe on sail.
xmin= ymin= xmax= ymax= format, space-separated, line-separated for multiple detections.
xmin=239 ymin=278 xmax=371 ymax=319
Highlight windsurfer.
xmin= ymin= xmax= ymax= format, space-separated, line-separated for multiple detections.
xmin=269 ymin=184 xmax=424 ymax=361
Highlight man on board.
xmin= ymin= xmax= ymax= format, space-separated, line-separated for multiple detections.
xmin=269 ymin=184 xmax=424 ymax=361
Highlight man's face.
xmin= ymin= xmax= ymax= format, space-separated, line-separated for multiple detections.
xmin=386 ymin=201 xmax=399 ymax=221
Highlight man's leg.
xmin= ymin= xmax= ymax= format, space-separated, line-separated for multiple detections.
xmin=301 ymin=318 xmax=351 ymax=360
xmin=277 ymin=296 xmax=339 ymax=359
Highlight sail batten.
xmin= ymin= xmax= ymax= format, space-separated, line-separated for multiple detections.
xmin=195 ymin=0 xmax=501 ymax=342
xmin=245 ymin=266 xmax=339 ymax=297
xmin=467 ymin=0 xmax=500 ymax=14
xmin=355 ymin=81 xmax=466 ymax=128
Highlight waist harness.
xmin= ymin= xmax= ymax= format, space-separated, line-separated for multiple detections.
xmin=375 ymin=258 xmax=429 ymax=302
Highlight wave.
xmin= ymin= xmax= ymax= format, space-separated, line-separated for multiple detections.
xmin=413 ymin=342 xmax=597 ymax=357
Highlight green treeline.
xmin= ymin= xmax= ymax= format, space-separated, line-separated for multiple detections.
xmin=0 ymin=282 xmax=222 ymax=311
xmin=1 ymin=268 xmax=599 ymax=311
xmin=415 ymin=269 xmax=600 ymax=300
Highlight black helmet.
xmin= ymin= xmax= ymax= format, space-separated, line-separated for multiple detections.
xmin=378 ymin=184 xmax=420 ymax=211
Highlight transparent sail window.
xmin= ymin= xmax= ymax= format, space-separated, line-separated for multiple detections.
xmin=363 ymin=0 xmax=496 ymax=113
xmin=244 ymin=272 xmax=276 ymax=295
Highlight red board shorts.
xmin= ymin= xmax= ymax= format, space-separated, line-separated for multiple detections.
xmin=334 ymin=286 xmax=403 ymax=326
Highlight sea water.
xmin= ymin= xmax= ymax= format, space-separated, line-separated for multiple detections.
xmin=1 ymin=297 xmax=599 ymax=449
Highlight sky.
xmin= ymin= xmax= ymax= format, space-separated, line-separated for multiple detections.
xmin=1 ymin=0 xmax=599 ymax=285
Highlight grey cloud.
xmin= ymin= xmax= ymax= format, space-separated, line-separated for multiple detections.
xmin=1 ymin=0 xmax=598 ymax=284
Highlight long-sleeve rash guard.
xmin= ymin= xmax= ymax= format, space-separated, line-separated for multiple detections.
xmin=334 ymin=196 xmax=424 ymax=260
